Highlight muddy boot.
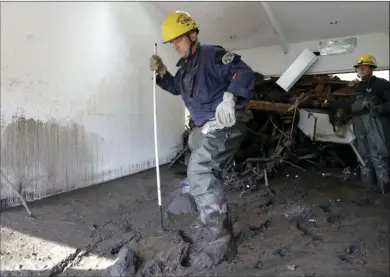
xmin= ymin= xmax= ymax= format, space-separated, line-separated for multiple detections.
xmin=360 ymin=169 xmax=375 ymax=189
xmin=167 ymin=193 xmax=198 ymax=216
xmin=179 ymin=216 xmax=206 ymax=244
xmin=191 ymin=208 xmax=237 ymax=270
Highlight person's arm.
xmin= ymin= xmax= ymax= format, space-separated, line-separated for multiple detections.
xmin=327 ymin=97 xmax=371 ymax=116
xmin=214 ymin=47 xmax=255 ymax=102
xmin=156 ymin=72 xmax=181 ymax=96
xmin=213 ymin=47 xmax=255 ymax=127
xmin=378 ymin=79 xmax=390 ymax=113
xmin=150 ymin=54 xmax=180 ymax=96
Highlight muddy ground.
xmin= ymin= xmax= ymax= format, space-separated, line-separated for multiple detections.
xmin=0 ymin=164 xmax=389 ymax=277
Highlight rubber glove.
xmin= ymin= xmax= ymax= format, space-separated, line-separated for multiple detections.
xmin=216 ymin=92 xmax=236 ymax=127
xmin=348 ymin=78 xmax=360 ymax=87
xmin=370 ymin=104 xmax=387 ymax=116
xmin=149 ymin=54 xmax=167 ymax=76
xmin=351 ymin=99 xmax=372 ymax=115
xmin=351 ymin=101 xmax=364 ymax=115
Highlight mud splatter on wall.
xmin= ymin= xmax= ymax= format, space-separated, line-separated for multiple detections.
xmin=0 ymin=2 xmax=185 ymax=210
xmin=0 ymin=117 xmax=97 ymax=209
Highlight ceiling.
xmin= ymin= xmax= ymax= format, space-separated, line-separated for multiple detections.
xmin=151 ymin=1 xmax=389 ymax=51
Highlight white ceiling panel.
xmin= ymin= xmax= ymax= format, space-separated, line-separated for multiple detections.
xmin=268 ymin=1 xmax=389 ymax=43
xmin=151 ymin=1 xmax=389 ymax=51
xmin=151 ymin=2 xmax=279 ymax=50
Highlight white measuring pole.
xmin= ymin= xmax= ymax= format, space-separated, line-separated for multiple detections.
xmin=152 ymin=43 xmax=163 ymax=229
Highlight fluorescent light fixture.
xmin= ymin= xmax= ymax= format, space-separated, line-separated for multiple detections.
xmin=318 ymin=37 xmax=357 ymax=56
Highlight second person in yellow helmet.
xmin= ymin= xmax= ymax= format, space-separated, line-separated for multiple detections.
xmin=150 ymin=11 xmax=255 ymax=269
xmin=352 ymin=54 xmax=390 ymax=194
xmin=328 ymin=54 xmax=389 ymax=194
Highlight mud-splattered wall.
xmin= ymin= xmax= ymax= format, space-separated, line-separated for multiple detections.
xmin=0 ymin=2 xmax=184 ymax=209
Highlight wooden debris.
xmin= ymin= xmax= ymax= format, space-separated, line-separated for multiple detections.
xmin=170 ymin=74 xmax=359 ymax=194
xmin=248 ymin=100 xmax=293 ymax=113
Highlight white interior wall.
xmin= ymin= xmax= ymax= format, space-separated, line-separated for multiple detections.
xmin=0 ymin=2 xmax=185 ymax=209
xmin=236 ymin=32 xmax=389 ymax=76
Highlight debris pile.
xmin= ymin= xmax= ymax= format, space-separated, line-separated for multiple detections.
xmin=170 ymin=74 xmax=360 ymax=194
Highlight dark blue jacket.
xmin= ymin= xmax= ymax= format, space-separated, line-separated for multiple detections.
xmin=156 ymin=44 xmax=255 ymax=127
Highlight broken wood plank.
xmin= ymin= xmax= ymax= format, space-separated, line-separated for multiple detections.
xmin=314 ymin=83 xmax=325 ymax=95
xmin=332 ymin=87 xmax=354 ymax=96
xmin=296 ymin=78 xmax=350 ymax=87
xmin=248 ymin=100 xmax=293 ymax=113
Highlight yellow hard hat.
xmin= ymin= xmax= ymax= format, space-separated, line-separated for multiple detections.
xmin=162 ymin=11 xmax=199 ymax=43
xmin=354 ymin=54 xmax=377 ymax=68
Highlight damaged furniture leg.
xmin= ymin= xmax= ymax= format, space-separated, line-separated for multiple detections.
xmin=349 ymin=141 xmax=366 ymax=167
xmin=263 ymin=169 xmax=275 ymax=196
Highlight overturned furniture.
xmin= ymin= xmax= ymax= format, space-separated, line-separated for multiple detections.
xmin=297 ymin=108 xmax=365 ymax=166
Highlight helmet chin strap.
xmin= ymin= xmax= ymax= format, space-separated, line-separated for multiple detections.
xmin=185 ymin=33 xmax=197 ymax=61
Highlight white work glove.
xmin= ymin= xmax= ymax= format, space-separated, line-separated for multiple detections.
xmin=202 ymin=118 xmax=224 ymax=134
xmin=149 ymin=54 xmax=167 ymax=76
xmin=215 ymin=92 xmax=236 ymax=127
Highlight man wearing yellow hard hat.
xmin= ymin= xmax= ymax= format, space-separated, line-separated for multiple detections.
xmin=150 ymin=11 xmax=255 ymax=268
xmin=348 ymin=54 xmax=389 ymax=194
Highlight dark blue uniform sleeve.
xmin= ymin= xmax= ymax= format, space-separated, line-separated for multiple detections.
xmin=214 ymin=48 xmax=255 ymax=100
xmin=156 ymin=72 xmax=180 ymax=96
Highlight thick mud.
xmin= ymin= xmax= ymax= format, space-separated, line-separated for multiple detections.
xmin=0 ymin=165 xmax=389 ymax=277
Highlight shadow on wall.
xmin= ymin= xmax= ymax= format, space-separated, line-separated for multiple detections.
xmin=0 ymin=116 xmax=101 ymax=210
